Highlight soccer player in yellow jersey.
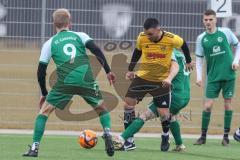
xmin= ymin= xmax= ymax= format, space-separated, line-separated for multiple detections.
xmin=120 ymin=18 xmax=193 ymax=151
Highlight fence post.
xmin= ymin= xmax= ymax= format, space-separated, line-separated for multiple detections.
xmin=41 ymin=0 xmax=46 ymax=46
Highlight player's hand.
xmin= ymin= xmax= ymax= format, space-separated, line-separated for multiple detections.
xmin=107 ymin=72 xmax=116 ymax=86
xmin=196 ymin=80 xmax=203 ymax=87
xmin=232 ymin=63 xmax=239 ymax=71
xmin=185 ymin=61 xmax=194 ymax=71
xmin=125 ymin=71 xmax=135 ymax=81
xmin=162 ymin=78 xmax=172 ymax=88
xmin=39 ymin=96 xmax=46 ymax=109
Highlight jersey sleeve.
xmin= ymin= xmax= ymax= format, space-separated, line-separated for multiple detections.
xmin=225 ymin=28 xmax=239 ymax=46
xmin=171 ymin=51 xmax=177 ymax=61
xmin=195 ymin=35 xmax=204 ymax=57
xmin=172 ymin=34 xmax=184 ymax=49
xmin=39 ymin=38 xmax=53 ymax=64
xmin=136 ymin=34 xmax=142 ymax=51
xmin=76 ymin=32 xmax=93 ymax=46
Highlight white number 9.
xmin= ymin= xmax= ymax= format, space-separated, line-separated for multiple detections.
xmin=63 ymin=43 xmax=76 ymax=63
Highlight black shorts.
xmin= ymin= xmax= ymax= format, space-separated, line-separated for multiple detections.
xmin=125 ymin=76 xmax=171 ymax=108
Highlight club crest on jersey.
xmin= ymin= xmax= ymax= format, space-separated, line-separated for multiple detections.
xmin=145 ymin=45 xmax=149 ymax=48
xmin=203 ymin=38 xmax=208 ymax=42
xmin=160 ymin=45 xmax=166 ymax=51
xmin=217 ymin=37 xmax=223 ymax=42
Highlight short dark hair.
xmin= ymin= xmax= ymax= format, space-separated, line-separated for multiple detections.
xmin=143 ymin=18 xmax=160 ymax=30
xmin=204 ymin=9 xmax=216 ymax=16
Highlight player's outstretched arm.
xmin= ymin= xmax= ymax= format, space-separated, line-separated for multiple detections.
xmin=86 ymin=40 xmax=116 ymax=85
xmin=232 ymin=43 xmax=240 ymax=71
xmin=162 ymin=60 xmax=179 ymax=87
xmin=37 ymin=63 xmax=48 ymax=108
xmin=126 ymin=48 xmax=142 ymax=80
xmin=196 ymin=56 xmax=203 ymax=87
xmin=181 ymin=41 xmax=193 ymax=71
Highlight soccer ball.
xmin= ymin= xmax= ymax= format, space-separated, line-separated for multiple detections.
xmin=78 ymin=129 xmax=98 ymax=149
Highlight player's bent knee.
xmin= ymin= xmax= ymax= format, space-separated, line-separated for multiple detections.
xmin=204 ymin=107 xmax=212 ymax=112
xmin=94 ymin=104 xmax=109 ymax=115
xmin=158 ymin=108 xmax=170 ymax=117
xmin=224 ymin=98 xmax=232 ymax=109
xmin=39 ymin=103 xmax=55 ymax=116
xmin=124 ymin=97 xmax=137 ymax=109
xmin=170 ymin=115 xmax=177 ymax=122
xmin=139 ymin=109 xmax=156 ymax=121
xmin=204 ymin=101 xmax=213 ymax=112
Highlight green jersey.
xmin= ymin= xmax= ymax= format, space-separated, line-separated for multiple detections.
xmin=39 ymin=30 xmax=95 ymax=87
xmin=172 ymin=49 xmax=190 ymax=99
xmin=195 ymin=27 xmax=238 ymax=83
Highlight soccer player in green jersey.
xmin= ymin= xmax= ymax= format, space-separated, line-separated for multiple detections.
xmin=194 ymin=9 xmax=240 ymax=146
xmin=113 ymin=49 xmax=190 ymax=152
xmin=23 ymin=8 xmax=116 ymax=157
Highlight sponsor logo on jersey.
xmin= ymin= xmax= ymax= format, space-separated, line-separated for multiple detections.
xmin=203 ymin=38 xmax=208 ymax=42
xmin=147 ymin=52 xmax=166 ymax=59
xmin=213 ymin=45 xmax=221 ymax=53
xmin=217 ymin=37 xmax=223 ymax=42
xmin=211 ymin=45 xmax=226 ymax=56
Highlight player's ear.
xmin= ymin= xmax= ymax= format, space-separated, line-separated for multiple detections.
xmin=156 ymin=27 xmax=161 ymax=33
xmin=53 ymin=23 xmax=57 ymax=33
xmin=66 ymin=16 xmax=71 ymax=29
xmin=68 ymin=21 xmax=72 ymax=29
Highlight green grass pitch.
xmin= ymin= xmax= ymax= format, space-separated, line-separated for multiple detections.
xmin=0 ymin=134 xmax=239 ymax=160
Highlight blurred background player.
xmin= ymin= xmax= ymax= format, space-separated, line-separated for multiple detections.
xmin=194 ymin=9 xmax=240 ymax=146
xmin=23 ymin=8 xmax=116 ymax=157
xmin=121 ymin=18 xmax=193 ymax=151
xmin=113 ymin=49 xmax=190 ymax=152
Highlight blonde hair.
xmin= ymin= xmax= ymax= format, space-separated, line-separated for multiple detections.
xmin=52 ymin=8 xmax=71 ymax=29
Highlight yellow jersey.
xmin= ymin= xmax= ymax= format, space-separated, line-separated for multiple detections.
xmin=135 ymin=31 xmax=183 ymax=82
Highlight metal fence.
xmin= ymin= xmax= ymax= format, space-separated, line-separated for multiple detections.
xmin=1 ymin=0 xmax=240 ymax=49
xmin=0 ymin=0 xmax=240 ymax=134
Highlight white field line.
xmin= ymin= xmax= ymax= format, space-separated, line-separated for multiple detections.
xmin=0 ymin=129 xmax=234 ymax=139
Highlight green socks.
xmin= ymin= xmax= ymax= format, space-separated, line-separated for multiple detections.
xmin=121 ymin=118 xmax=144 ymax=140
xmin=170 ymin=121 xmax=182 ymax=145
xmin=99 ymin=111 xmax=111 ymax=129
xmin=201 ymin=111 xmax=211 ymax=138
xmin=224 ymin=110 xmax=233 ymax=138
xmin=33 ymin=114 xmax=48 ymax=143
xmin=224 ymin=110 xmax=233 ymax=129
